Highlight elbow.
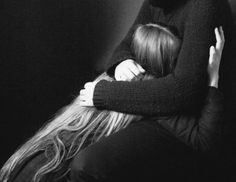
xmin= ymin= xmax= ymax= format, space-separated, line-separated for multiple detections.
xmin=174 ymin=73 xmax=208 ymax=111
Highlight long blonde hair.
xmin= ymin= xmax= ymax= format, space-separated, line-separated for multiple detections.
xmin=0 ymin=23 xmax=181 ymax=182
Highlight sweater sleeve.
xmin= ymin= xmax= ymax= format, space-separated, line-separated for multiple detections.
xmin=106 ymin=0 xmax=152 ymax=76
xmin=156 ymin=87 xmax=224 ymax=152
xmin=93 ymin=0 xmax=218 ymax=115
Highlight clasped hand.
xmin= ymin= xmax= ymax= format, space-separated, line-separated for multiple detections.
xmin=79 ymin=82 xmax=96 ymax=106
xmin=79 ymin=27 xmax=225 ymax=107
xmin=79 ymin=60 xmax=145 ymax=107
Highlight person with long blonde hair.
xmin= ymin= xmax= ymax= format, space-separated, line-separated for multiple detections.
xmin=0 ymin=23 xmax=224 ymax=182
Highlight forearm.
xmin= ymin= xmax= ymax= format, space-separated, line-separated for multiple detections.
xmin=94 ymin=0 xmax=220 ymax=115
xmin=156 ymin=87 xmax=224 ymax=152
xmin=94 ymin=74 xmax=206 ymax=115
xmin=191 ymin=87 xmax=224 ymax=152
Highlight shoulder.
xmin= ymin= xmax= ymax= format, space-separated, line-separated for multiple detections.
xmin=185 ymin=0 xmax=221 ymax=24
xmin=190 ymin=0 xmax=221 ymax=12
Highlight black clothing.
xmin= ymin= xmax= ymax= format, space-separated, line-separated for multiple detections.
xmin=89 ymin=1 xmax=234 ymax=180
xmin=7 ymin=0 xmax=234 ymax=181
xmin=70 ymin=87 xmax=223 ymax=182
xmin=92 ymin=1 xmax=235 ymax=174
xmin=8 ymin=87 xmax=223 ymax=182
xmin=93 ymin=0 xmax=234 ymax=117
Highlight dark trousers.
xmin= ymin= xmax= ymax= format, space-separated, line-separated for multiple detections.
xmin=10 ymin=120 xmax=206 ymax=182
xmin=70 ymin=119 xmax=197 ymax=182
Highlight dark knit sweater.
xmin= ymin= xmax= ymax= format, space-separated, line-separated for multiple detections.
xmin=93 ymin=0 xmax=234 ymax=116
xmin=7 ymin=87 xmax=223 ymax=182
xmin=155 ymin=87 xmax=224 ymax=152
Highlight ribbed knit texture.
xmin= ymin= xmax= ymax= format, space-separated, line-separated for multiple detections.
xmin=94 ymin=0 xmax=234 ymax=116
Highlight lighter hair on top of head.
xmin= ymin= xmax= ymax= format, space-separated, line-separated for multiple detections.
xmin=141 ymin=23 xmax=176 ymax=37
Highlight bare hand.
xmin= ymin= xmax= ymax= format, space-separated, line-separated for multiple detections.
xmin=79 ymin=82 xmax=96 ymax=106
xmin=114 ymin=59 xmax=145 ymax=81
xmin=208 ymin=27 xmax=225 ymax=88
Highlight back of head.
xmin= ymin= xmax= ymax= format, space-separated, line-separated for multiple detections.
xmin=132 ymin=23 xmax=181 ymax=78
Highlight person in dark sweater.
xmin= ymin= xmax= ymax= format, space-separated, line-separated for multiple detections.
xmin=80 ymin=0 xmax=235 ymax=158
xmin=76 ymin=0 xmax=235 ymax=181
xmin=73 ymin=25 xmax=225 ymax=182
xmin=82 ymin=0 xmax=234 ymax=116
xmin=1 ymin=22 xmax=224 ymax=182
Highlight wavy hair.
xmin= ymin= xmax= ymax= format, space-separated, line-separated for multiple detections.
xmin=0 ymin=23 xmax=181 ymax=182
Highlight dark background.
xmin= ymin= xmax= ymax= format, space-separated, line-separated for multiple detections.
xmin=0 ymin=0 xmax=144 ymax=166
xmin=1 ymin=0 xmax=236 ymax=171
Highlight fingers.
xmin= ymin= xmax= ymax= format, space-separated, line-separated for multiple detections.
xmin=80 ymin=89 xmax=85 ymax=95
xmin=215 ymin=26 xmax=225 ymax=51
xmin=116 ymin=68 xmax=140 ymax=81
xmin=215 ymin=27 xmax=221 ymax=50
xmin=84 ymin=82 xmax=93 ymax=89
xmin=209 ymin=46 xmax=216 ymax=55
xmin=123 ymin=67 xmax=137 ymax=79
xmin=79 ymin=89 xmax=88 ymax=101
xmin=116 ymin=70 xmax=132 ymax=81
xmin=208 ymin=26 xmax=225 ymax=87
xmin=219 ymin=26 xmax=225 ymax=43
xmin=79 ymin=82 xmax=95 ymax=106
xmin=209 ymin=46 xmax=216 ymax=64
xmin=128 ymin=62 xmax=144 ymax=76
xmin=136 ymin=63 xmax=145 ymax=73
xmin=115 ymin=59 xmax=146 ymax=81
xmin=79 ymin=98 xmax=93 ymax=106
xmin=80 ymin=82 xmax=93 ymax=96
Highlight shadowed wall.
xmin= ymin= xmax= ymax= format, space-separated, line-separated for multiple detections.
xmin=0 ymin=0 xmax=144 ymax=166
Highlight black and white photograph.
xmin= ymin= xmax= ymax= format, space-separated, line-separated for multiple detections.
xmin=1 ymin=0 xmax=236 ymax=181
